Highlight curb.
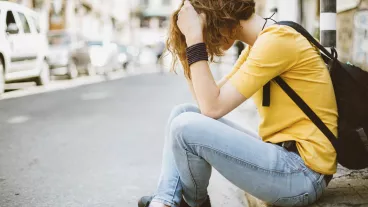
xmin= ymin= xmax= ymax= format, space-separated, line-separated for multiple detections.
xmin=0 ymin=69 xmax=164 ymax=101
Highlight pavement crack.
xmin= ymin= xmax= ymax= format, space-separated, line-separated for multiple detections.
xmin=333 ymin=172 xmax=354 ymax=179
xmin=337 ymin=203 xmax=368 ymax=207
xmin=333 ymin=170 xmax=368 ymax=180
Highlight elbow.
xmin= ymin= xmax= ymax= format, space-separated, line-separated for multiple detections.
xmin=201 ymin=107 xmax=223 ymax=120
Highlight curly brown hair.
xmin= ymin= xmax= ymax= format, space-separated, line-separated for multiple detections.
xmin=166 ymin=0 xmax=255 ymax=79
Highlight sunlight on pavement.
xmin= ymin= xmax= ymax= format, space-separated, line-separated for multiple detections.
xmin=0 ymin=69 xmax=154 ymax=101
xmin=7 ymin=116 xmax=30 ymax=124
xmin=80 ymin=92 xmax=111 ymax=100
xmin=1 ymin=76 xmax=107 ymax=100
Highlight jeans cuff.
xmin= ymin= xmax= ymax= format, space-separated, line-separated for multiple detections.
xmin=152 ymin=196 xmax=179 ymax=207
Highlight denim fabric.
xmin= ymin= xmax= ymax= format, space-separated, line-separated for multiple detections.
xmin=152 ymin=104 xmax=326 ymax=207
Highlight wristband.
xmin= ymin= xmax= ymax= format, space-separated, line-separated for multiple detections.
xmin=186 ymin=43 xmax=208 ymax=66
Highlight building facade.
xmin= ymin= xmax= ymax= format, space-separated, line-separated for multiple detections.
xmin=128 ymin=0 xmax=181 ymax=46
xmin=5 ymin=0 xmax=127 ymax=42
xmin=337 ymin=0 xmax=368 ymax=70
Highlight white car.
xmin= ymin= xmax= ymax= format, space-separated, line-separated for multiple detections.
xmin=0 ymin=2 xmax=49 ymax=94
xmin=87 ymin=40 xmax=120 ymax=74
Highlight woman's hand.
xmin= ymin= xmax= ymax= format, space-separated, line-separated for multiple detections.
xmin=177 ymin=0 xmax=206 ymax=46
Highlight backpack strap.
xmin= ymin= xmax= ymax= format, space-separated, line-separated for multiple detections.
xmin=258 ymin=21 xmax=338 ymax=149
xmin=280 ymin=21 xmax=368 ymax=92
xmin=262 ymin=82 xmax=271 ymax=107
xmin=273 ymin=76 xmax=338 ymax=148
xmin=262 ymin=21 xmax=334 ymax=107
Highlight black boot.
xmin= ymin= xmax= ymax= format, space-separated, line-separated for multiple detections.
xmin=138 ymin=196 xmax=190 ymax=207
xmin=199 ymin=196 xmax=211 ymax=207
xmin=179 ymin=196 xmax=211 ymax=207
xmin=138 ymin=196 xmax=153 ymax=207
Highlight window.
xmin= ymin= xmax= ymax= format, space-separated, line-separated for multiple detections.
xmin=31 ymin=16 xmax=41 ymax=33
xmin=18 ymin=12 xmax=31 ymax=33
xmin=159 ymin=17 xmax=168 ymax=28
xmin=48 ymin=33 xmax=71 ymax=45
xmin=140 ymin=17 xmax=150 ymax=28
xmin=6 ymin=11 xmax=16 ymax=27
xmin=5 ymin=10 xmax=19 ymax=34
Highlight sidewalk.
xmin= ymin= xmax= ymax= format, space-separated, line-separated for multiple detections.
xmin=215 ymin=100 xmax=368 ymax=207
xmin=312 ymin=166 xmax=368 ymax=207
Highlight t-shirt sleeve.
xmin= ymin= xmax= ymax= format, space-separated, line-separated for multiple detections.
xmin=229 ymin=26 xmax=299 ymax=98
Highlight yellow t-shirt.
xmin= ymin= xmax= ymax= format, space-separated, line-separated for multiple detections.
xmin=227 ymin=25 xmax=338 ymax=175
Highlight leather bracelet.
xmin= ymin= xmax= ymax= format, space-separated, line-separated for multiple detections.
xmin=186 ymin=43 xmax=208 ymax=66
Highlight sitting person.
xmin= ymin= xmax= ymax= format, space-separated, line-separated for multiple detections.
xmin=139 ymin=0 xmax=337 ymax=206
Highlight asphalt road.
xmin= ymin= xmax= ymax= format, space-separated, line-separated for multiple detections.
xmin=0 ymin=73 xmax=192 ymax=207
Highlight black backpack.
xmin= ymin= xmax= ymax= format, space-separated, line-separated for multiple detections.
xmin=263 ymin=21 xmax=368 ymax=170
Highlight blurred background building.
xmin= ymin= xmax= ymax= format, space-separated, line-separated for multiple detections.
xmin=2 ymin=0 xmax=368 ymax=70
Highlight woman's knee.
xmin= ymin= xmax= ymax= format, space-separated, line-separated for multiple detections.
xmin=169 ymin=103 xmax=200 ymax=121
xmin=170 ymin=112 xmax=206 ymax=149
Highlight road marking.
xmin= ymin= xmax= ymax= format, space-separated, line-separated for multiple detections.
xmin=0 ymin=69 xmax=164 ymax=101
xmin=7 ymin=115 xmax=30 ymax=124
xmin=1 ymin=76 xmax=104 ymax=100
xmin=0 ymin=71 xmax=128 ymax=100
xmin=81 ymin=92 xmax=111 ymax=100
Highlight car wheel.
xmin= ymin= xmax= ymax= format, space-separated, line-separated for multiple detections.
xmin=68 ymin=60 xmax=78 ymax=79
xmin=0 ymin=60 xmax=5 ymax=95
xmin=35 ymin=60 xmax=50 ymax=86
xmin=87 ymin=63 xmax=96 ymax=76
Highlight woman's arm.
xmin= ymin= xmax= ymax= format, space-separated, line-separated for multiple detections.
xmin=217 ymin=76 xmax=229 ymax=88
xmin=187 ymin=76 xmax=230 ymax=102
xmin=176 ymin=1 xmax=296 ymax=119
xmin=176 ymin=1 xmax=247 ymax=118
xmin=186 ymin=78 xmax=197 ymax=101
xmin=189 ymin=60 xmax=247 ymax=119
xmin=187 ymin=47 xmax=248 ymax=102
xmin=187 ymin=32 xmax=298 ymax=119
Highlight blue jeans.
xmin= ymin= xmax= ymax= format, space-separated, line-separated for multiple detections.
xmin=152 ymin=104 xmax=327 ymax=207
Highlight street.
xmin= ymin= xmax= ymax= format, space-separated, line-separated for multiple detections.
xmin=1 ymin=0 xmax=367 ymax=206
xmin=0 ymin=73 xmax=192 ymax=207
xmin=1 ymin=68 xmax=367 ymax=207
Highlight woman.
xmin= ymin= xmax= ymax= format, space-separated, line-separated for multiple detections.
xmin=139 ymin=0 xmax=337 ymax=206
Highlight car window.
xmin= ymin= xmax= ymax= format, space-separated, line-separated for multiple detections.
xmin=26 ymin=15 xmax=39 ymax=33
xmin=5 ymin=10 xmax=19 ymax=34
xmin=18 ymin=12 xmax=31 ymax=33
xmin=30 ymin=16 xmax=40 ymax=33
xmin=48 ymin=33 xmax=71 ymax=45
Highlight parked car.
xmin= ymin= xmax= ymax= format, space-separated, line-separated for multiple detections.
xmin=0 ymin=2 xmax=49 ymax=94
xmin=87 ymin=40 xmax=120 ymax=74
xmin=117 ymin=44 xmax=133 ymax=70
xmin=48 ymin=31 xmax=93 ymax=79
xmin=138 ymin=46 xmax=158 ymax=66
